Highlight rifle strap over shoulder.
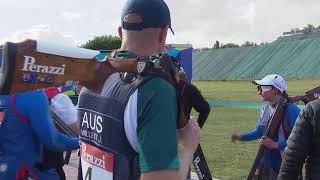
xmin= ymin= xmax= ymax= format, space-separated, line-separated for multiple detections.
xmin=281 ymin=103 xmax=292 ymax=138
xmin=111 ymin=51 xmax=187 ymax=128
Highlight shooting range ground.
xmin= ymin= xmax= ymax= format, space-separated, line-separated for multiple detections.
xmin=191 ymin=79 xmax=320 ymax=179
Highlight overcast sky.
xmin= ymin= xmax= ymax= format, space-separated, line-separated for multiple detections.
xmin=0 ymin=0 xmax=319 ymax=48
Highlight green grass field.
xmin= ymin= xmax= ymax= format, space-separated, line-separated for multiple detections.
xmin=191 ymin=79 xmax=320 ymax=180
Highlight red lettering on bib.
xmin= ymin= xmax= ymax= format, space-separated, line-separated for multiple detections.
xmin=80 ymin=142 xmax=114 ymax=180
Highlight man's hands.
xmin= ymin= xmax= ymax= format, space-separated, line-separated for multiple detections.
xmin=259 ymin=136 xmax=278 ymax=149
xmin=177 ymin=117 xmax=201 ymax=153
xmin=230 ymin=133 xmax=241 ymax=143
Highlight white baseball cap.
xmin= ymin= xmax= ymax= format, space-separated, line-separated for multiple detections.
xmin=252 ymin=74 xmax=287 ymax=93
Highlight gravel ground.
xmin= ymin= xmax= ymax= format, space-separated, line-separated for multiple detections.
xmin=63 ymin=152 xmax=220 ymax=180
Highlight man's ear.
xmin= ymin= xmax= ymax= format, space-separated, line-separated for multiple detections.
xmin=118 ymin=26 xmax=123 ymax=40
xmin=158 ymin=27 xmax=168 ymax=44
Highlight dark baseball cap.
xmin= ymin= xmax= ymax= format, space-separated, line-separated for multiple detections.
xmin=121 ymin=0 xmax=174 ymax=34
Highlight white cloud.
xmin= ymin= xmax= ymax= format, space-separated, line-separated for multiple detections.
xmin=60 ymin=12 xmax=82 ymax=21
xmin=0 ymin=25 xmax=76 ymax=46
xmin=166 ymin=0 xmax=320 ymax=48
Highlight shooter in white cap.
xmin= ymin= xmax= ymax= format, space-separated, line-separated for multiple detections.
xmin=230 ymin=74 xmax=300 ymax=179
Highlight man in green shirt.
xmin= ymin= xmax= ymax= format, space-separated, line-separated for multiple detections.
xmin=116 ymin=0 xmax=201 ymax=179
xmin=78 ymin=0 xmax=201 ymax=180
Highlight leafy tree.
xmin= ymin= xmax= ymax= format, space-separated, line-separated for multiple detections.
xmin=241 ymin=41 xmax=256 ymax=47
xmin=303 ymin=24 xmax=315 ymax=32
xmin=81 ymin=35 xmax=121 ymax=50
xmin=220 ymin=43 xmax=239 ymax=49
xmin=0 ymin=45 xmax=2 ymax=48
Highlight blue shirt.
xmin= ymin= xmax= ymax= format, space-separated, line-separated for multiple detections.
xmin=0 ymin=90 xmax=79 ymax=179
xmin=240 ymin=103 xmax=300 ymax=172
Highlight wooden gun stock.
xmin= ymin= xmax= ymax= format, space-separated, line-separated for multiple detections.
xmin=0 ymin=39 xmax=140 ymax=94
xmin=0 ymin=39 xmax=179 ymax=94
xmin=290 ymin=86 xmax=320 ymax=104
xmin=247 ymin=98 xmax=287 ymax=180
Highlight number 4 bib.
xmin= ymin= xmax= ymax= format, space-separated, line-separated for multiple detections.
xmin=80 ymin=142 xmax=114 ymax=180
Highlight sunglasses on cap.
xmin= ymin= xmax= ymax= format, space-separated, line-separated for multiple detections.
xmin=257 ymin=85 xmax=273 ymax=92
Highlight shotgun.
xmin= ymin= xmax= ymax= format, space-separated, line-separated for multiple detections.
xmin=289 ymin=86 xmax=320 ymax=104
xmin=247 ymin=97 xmax=287 ymax=180
xmin=1 ymin=39 xmax=148 ymax=94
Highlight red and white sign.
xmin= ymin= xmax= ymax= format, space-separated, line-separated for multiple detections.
xmin=80 ymin=142 xmax=114 ymax=180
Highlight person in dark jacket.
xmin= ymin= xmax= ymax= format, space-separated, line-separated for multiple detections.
xmin=278 ymin=98 xmax=320 ymax=180
xmin=175 ymin=69 xmax=210 ymax=180
xmin=175 ymin=70 xmax=210 ymax=128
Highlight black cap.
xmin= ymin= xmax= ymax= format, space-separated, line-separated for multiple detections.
xmin=121 ymin=0 xmax=174 ymax=34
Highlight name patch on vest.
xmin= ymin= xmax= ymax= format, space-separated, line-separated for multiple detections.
xmin=80 ymin=142 xmax=113 ymax=180
xmin=81 ymin=112 xmax=103 ymax=143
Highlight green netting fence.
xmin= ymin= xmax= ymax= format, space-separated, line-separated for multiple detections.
xmin=193 ymin=38 xmax=320 ymax=80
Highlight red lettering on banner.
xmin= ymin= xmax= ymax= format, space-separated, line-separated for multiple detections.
xmin=80 ymin=142 xmax=114 ymax=172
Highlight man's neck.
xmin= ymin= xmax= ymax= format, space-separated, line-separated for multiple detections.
xmin=120 ymin=43 xmax=163 ymax=57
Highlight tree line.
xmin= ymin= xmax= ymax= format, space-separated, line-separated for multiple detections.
xmin=80 ymin=35 xmax=121 ymax=50
xmin=200 ymin=24 xmax=320 ymax=51
xmin=300 ymin=24 xmax=320 ymax=33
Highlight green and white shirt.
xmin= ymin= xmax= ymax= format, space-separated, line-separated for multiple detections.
xmin=118 ymin=51 xmax=180 ymax=173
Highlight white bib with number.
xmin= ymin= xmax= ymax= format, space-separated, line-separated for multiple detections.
xmin=80 ymin=142 xmax=114 ymax=180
